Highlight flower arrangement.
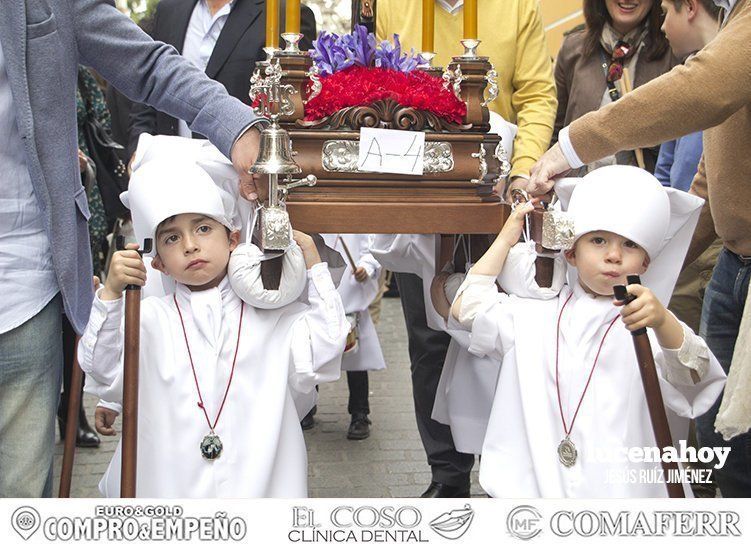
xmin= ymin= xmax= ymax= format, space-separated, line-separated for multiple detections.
xmin=306 ymin=26 xmax=466 ymax=125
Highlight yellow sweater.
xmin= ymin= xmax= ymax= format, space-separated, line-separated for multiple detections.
xmin=376 ymin=0 xmax=557 ymax=178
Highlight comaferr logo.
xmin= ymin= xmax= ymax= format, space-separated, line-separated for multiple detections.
xmin=550 ymin=510 xmax=742 ymax=537
xmin=506 ymin=506 xmax=543 ymax=541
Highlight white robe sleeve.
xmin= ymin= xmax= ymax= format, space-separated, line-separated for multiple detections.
xmin=77 ymin=289 xmax=126 ymax=405
xmin=288 ymin=263 xmax=349 ymax=393
xmin=452 ymin=274 xmax=512 ymax=360
xmin=369 ymin=234 xmax=433 ymax=276
xmin=358 ymin=235 xmax=382 ymax=279
xmin=497 ymin=241 xmax=566 ymax=299
xmin=654 ymin=319 xmax=727 ymax=419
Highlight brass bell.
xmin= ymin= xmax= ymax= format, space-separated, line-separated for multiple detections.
xmin=250 ymin=123 xmax=301 ymax=175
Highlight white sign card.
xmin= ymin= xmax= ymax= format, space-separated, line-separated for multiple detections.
xmin=357 ymin=127 xmax=425 ymax=176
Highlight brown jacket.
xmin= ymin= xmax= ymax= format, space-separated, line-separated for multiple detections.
xmin=568 ymin=0 xmax=751 ymax=261
xmin=554 ymin=28 xmax=677 ymax=172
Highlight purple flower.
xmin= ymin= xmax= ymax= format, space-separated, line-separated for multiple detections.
xmin=312 ymin=31 xmax=353 ymax=76
xmin=375 ymin=34 xmax=425 ymax=73
xmin=312 ymin=27 xmax=423 ymax=76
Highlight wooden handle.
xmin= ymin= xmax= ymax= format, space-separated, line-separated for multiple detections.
xmin=120 ymin=289 xmax=141 ymax=498
xmin=632 ymin=334 xmax=685 ymax=498
xmin=58 ymin=337 xmax=83 ymax=498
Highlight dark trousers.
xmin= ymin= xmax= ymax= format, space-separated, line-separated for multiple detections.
xmin=395 ymin=272 xmax=474 ymax=487
xmin=696 ymin=248 xmax=751 ymax=497
xmin=347 ymin=371 xmax=370 ymax=415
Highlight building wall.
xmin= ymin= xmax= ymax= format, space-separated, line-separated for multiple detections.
xmin=541 ymin=0 xmax=585 ymax=58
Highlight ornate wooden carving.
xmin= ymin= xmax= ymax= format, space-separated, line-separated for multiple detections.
xmin=295 ymin=98 xmax=471 ymax=132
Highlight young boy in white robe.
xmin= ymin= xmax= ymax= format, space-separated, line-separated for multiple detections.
xmin=450 ymin=165 xmax=726 ymax=498
xmin=322 ymin=234 xmax=386 ymax=439
xmin=79 ymin=158 xmax=349 ymax=498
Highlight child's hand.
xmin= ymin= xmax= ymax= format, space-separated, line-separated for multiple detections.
xmin=102 ymin=243 xmax=146 ymax=300
xmin=94 ymin=406 xmax=119 ymax=436
xmin=292 ymin=230 xmax=322 ymax=269
xmin=498 ymin=199 xmax=537 ymax=248
xmin=614 ymin=284 xmax=667 ymax=332
xmin=354 ymin=266 xmax=368 ymax=282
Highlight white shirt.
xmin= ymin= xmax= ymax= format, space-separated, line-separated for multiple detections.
xmin=178 ymin=0 xmax=235 ymax=138
xmin=0 ymin=42 xmax=59 ymax=334
xmin=715 ymin=0 xmax=738 ymax=20
xmin=437 ymin=0 xmax=463 ymax=15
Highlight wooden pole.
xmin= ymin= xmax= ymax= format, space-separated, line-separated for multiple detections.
xmin=120 ymin=287 xmax=141 ymax=498
xmin=614 ymin=275 xmax=685 ymax=498
xmin=58 ymin=337 xmax=83 ymax=498
xmin=117 ymin=236 xmax=151 ymax=498
xmin=337 ymin=236 xmax=358 ymax=271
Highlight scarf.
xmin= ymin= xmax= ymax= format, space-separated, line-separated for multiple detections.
xmin=599 ymin=22 xmax=648 ymax=84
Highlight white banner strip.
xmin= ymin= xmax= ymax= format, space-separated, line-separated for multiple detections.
xmin=1 ymin=498 xmax=747 ymax=543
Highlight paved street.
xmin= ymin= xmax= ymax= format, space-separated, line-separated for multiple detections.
xmin=53 ymin=297 xmax=481 ymax=498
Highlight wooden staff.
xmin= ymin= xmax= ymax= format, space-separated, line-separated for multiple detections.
xmin=58 ymin=336 xmax=83 ymax=498
xmin=337 ymin=236 xmax=358 ymax=272
xmin=116 ymin=236 xmax=152 ymax=498
xmin=613 ymin=275 xmax=685 ymax=498
xmin=620 ymin=68 xmax=646 ymax=170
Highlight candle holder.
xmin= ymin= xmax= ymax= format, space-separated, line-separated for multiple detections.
xmin=420 ymin=52 xmax=436 ymax=67
xmin=262 ymin=46 xmax=280 ymax=64
xmin=451 ymin=39 xmax=492 ymax=130
xmin=418 ymin=52 xmax=443 ymax=78
xmin=460 ymin=38 xmax=482 ymax=60
xmin=279 ymin=32 xmax=305 ymax=55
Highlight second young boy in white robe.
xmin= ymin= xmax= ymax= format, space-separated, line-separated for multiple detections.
xmin=451 ymin=166 xmax=726 ymax=498
xmin=322 ymin=234 xmax=386 ymax=439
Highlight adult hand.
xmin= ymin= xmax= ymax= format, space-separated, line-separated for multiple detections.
xmin=528 ymin=143 xmax=571 ymax=196
xmin=94 ymin=406 xmax=119 ymax=436
xmin=230 ymin=127 xmax=266 ymax=202
xmin=503 ymin=177 xmax=529 ymax=202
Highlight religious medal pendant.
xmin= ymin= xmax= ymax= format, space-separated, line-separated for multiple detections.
xmin=200 ymin=431 xmax=223 ymax=461
xmin=557 ymin=435 xmax=577 ymax=467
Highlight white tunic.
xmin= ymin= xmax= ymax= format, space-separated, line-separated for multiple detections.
xmin=370 ymin=233 xmax=501 ymax=453
xmin=456 ymin=275 xmax=727 ymax=498
xmin=322 ymin=234 xmax=386 ymax=372
xmin=79 ymin=264 xmax=348 ymax=498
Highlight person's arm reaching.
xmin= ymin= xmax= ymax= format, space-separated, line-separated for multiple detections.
xmin=73 ymin=0 xmax=263 ymax=164
xmin=529 ymin=2 xmax=751 ymax=193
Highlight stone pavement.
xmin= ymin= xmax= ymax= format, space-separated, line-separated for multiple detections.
xmin=53 ymin=297 xmax=481 ymax=498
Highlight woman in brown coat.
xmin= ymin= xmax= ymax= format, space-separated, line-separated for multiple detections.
xmin=554 ymin=0 xmax=676 ymax=173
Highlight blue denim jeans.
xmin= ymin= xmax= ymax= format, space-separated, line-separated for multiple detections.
xmin=0 ymin=294 xmax=63 ymax=497
xmin=696 ymin=249 xmax=751 ymax=497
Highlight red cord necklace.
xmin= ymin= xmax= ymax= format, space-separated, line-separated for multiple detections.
xmin=555 ymin=291 xmax=618 ymax=467
xmin=174 ymin=294 xmax=244 ymax=461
